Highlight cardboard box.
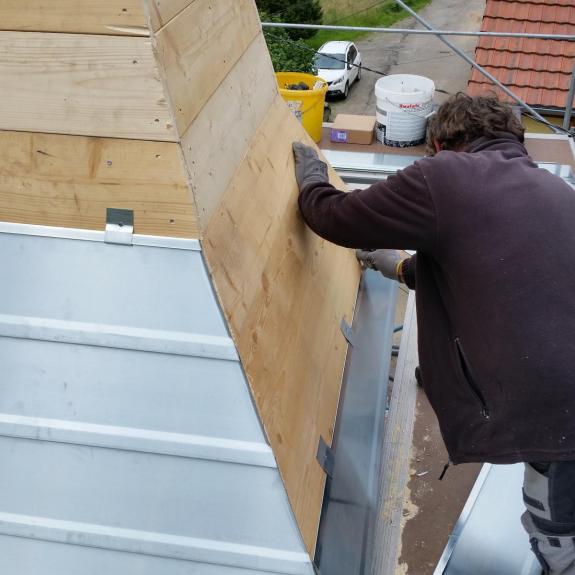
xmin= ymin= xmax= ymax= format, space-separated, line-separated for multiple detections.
xmin=330 ymin=114 xmax=376 ymax=145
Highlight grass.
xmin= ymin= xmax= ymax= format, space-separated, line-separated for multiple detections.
xmin=306 ymin=0 xmax=433 ymax=50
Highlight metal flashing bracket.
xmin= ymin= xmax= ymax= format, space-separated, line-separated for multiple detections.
xmin=340 ymin=318 xmax=355 ymax=347
xmin=105 ymin=208 xmax=134 ymax=246
xmin=316 ymin=436 xmax=335 ymax=478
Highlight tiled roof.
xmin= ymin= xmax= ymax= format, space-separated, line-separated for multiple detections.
xmin=467 ymin=0 xmax=575 ymax=109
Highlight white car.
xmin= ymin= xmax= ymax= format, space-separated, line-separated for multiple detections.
xmin=314 ymin=41 xmax=362 ymax=99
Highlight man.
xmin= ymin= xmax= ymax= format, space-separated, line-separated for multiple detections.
xmin=293 ymin=93 xmax=575 ymax=574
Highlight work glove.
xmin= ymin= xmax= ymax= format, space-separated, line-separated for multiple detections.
xmin=292 ymin=142 xmax=329 ymax=192
xmin=356 ymin=249 xmax=403 ymax=280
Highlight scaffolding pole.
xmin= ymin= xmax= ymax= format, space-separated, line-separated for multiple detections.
xmin=261 ymin=23 xmax=575 ymax=42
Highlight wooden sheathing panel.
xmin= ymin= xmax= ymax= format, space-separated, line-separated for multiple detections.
xmin=152 ymin=0 xmax=262 ymax=136
xmin=181 ymin=33 xmax=278 ymax=229
xmin=0 ymin=1 xmax=148 ymax=35
xmin=147 ymin=0 xmax=197 ymax=32
xmin=0 ymin=32 xmax=176 ymax=141
xmin=0 ymin=131 xmax=198 ymax=237
xmin=204 ymin=97 xmax=360 ymax=553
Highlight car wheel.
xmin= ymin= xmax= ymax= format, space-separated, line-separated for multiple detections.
xmin=343 ymin=82 xmax=349 ymax=99
xmin=357 ymin=65 xmax=362 ymax=82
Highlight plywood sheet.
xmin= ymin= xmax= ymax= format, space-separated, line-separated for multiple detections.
xmin=204 ymin=97 xmax=360 ymax=553
xmin=0 ymin=32 xmax=176 ymax=141
xmin=180 ymin=33 xmax=278 ymax=229
xmin=153 ymin=0 xmax=262 ymax=136
xmin=0 ymin=1 xmax=147 ymax=35
xmin=0 ymin=131 xmax=198 ymax=237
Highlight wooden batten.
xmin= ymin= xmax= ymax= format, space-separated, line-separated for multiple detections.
xmin=0 ymin=32 xmax=176 ymax=141
xmin=0 ymin=1 xmax=148 ymax=35
xmin=203 ymin=97 xmax=360 ymax=552
xmin=0 ymin=131 xmax=198 ymax=237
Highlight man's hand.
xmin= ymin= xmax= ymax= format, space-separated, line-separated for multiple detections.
xmin=292 ymin=142 xmax=329 ymax=192
xmin=356 ymin=249 xmax=403 ymax=280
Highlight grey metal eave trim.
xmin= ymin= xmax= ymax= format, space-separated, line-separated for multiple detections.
xmin=0 ymin=512 xmax=312 ymax=575
xmin=433 ymin=464 xmax=492 ymax=575
xmin=0 ymin=413 xmax=276 ymax=468
xmin=0 ymin=222 xmax=201 ymax=251
xmin=0 ymin=315 xmax=239 ymax=361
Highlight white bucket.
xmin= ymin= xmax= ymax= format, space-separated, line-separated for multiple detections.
xmin=374 ymin=74 xmax=435 ymax=147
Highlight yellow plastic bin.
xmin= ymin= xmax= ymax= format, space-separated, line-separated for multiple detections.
xmin=276 ymin=72 xmax=328 ymax=143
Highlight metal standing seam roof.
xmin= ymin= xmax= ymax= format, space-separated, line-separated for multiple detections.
xmin=0 ymin=222 xmax=314 ymax=575
xmin=467 ymin=0 xmax=575 ymax=108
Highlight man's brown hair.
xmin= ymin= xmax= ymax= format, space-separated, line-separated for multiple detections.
xmin=426 ymin=93 xmax=525 ymax=156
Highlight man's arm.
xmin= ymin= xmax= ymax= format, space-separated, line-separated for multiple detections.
xmin=356 ymin=249 xmax=417 ymax=289
xmin=294 ymin=145 xmax=437 ymax=253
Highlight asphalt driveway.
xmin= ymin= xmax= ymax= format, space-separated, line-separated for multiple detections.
xmin=327 ymin=0 xmax=486 ymax=118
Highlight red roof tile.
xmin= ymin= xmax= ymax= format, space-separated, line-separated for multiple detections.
xmin=468 ymin=0 xmax=575 ymax=109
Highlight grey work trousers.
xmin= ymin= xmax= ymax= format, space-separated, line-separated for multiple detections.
xmin=522 ymin=462 xmax=575 ymax=574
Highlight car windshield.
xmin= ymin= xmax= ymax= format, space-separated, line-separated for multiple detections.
xmin=314 ymin=53 xmax=346 ymax=70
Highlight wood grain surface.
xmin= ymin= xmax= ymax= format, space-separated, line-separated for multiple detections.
xmin=0 ymin=32 xmax=176 ymax=140
xmin=0 ymin=131 xmax=198 ymax=237
xmin=204 ymin=97 xmax=360 ymax=553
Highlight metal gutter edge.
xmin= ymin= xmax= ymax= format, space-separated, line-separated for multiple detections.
xmin=0 ymin=315 xmax=239 ymax=361
xmin=0 ymin=222 xmax=201 ymax=251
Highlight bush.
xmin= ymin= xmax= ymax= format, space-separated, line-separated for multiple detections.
xmin=263 ymin=23 xmax=317 ymax=73
xmin=256 ymin=0 xmax=323 ymax=39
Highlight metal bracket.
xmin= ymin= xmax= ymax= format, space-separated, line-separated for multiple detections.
xmin=316 ymin=436 xmax=335 ymax=478
xmin=105 ymin=208 xmax=134 ymax=246
xmin=340 ymin=318 xmax=355 ymax=347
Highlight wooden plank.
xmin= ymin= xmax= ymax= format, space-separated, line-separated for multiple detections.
xmin=371 ymin=291 xmax=419 ymax=575
xmin=203 ymin=97 xmax=360 ymax=553
xmin=180 ymin=33 xmax=278 ymax=230
xmin=153 ymin=0 xmax=262 ymax=136
xmin=0 ymin=1 xmax=148 ymax=35
xmin=146 ymin=0 xmax=197 ymax=32
xmin=0 ymin=131 xmax=198 ymax=238
xmin=0 ymin=32 xmax=176 ymax=141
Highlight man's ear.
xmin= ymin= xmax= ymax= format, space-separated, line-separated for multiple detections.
xmin=434 ymin=139 xmax=442 ymax=154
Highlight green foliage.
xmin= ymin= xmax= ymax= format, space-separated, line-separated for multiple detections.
xmin=263 ymin=23 xmax=317 ymax=73
xmin=256 ymin=0 xmax=323 ymax=39
xmin=307 ymin=0 xmax=432 ymax=49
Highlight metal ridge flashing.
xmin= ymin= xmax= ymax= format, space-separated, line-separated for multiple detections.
xmin=0 ymin=222 xmax=201 ymax=251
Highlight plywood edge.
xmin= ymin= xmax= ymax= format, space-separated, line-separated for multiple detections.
xmin=0 ymin=1 xmax=148 ymax=35
xmin=0 ymin=130 xmax=198 ymax=238
xmin=152 ymin=0 xmax=262 ymax=137
xmin=203 ymin=96 xmax=360 ymax=553
xmin=146 ymin=0 xmax=198 ymax=32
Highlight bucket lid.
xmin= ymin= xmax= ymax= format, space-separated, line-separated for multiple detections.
xmin=375 ymin=74 xmax=435 ymax=100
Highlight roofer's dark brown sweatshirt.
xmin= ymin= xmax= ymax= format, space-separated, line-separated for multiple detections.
xmin=299 ymin=135 xmax=575 ymax=464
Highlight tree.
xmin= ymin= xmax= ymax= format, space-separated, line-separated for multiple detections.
xmin=262 ymin=23 xmax=316 ymax=73
xmin=256 ymin=0 xmax=323 ymax=39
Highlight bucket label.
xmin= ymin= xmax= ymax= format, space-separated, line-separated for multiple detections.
xmin=287 ymin=100 xmax=303 ymax=124
xmin=379 ymin=99 xmax=433 ymax=145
